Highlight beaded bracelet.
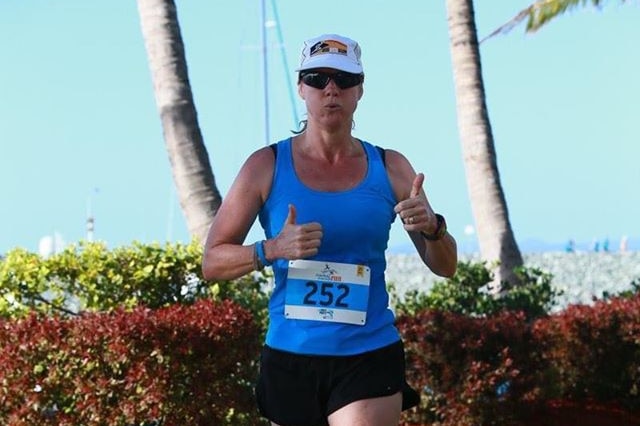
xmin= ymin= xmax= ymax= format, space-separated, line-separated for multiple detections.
xmin=255 ymin=240 xmax=272 ymax=267
xmin=252 ymin=242 xmax=263 ymax=271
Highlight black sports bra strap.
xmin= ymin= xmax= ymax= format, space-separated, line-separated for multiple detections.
xmin=376 ymin=145 xmax=386 ymax=167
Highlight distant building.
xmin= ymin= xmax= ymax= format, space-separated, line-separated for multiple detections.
xmin=620 ymin=235 xmax=629 ymax=252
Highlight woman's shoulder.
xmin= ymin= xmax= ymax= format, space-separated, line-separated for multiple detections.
xmin=379 ymin=148 xmax=416 ymax=198
xmin=241 ymin=137 xmax=294 ymax=180
xmin=375 ymin=146 xmax=411 ymax=169
xmin=237 ymin=146 xmax=276 ymax=185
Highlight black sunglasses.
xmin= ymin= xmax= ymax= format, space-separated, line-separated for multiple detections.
xmin=299 ymin=71 xmax=363 ymax=90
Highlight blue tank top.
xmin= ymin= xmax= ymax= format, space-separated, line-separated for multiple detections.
xmin=258 ymin=137 xmax=400 ymax=355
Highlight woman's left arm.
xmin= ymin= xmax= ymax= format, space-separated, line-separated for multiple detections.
xmin=385 ymin=149 xmax=458 ymax=277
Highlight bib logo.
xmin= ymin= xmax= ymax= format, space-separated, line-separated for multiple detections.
xmin=309 ymin=39 xmax=348 ymax=57
xmin=316 ymin=264 xmax=341 ymax=282
xmin=318 ymin=308 xmax=334 ymax=320
xmin=322 ymin=264 xmax=338 ymax=275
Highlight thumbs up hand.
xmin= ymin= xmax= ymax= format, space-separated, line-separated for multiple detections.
xmin=410 ymin=172 xmax=424 ymax=199
xmin=284 ymin=203 xmax=297 ymax=226
xmin=394 ymin=173 xmax=438 ymax=235
xmin=273 ymin=204 xmax=323 ymax=260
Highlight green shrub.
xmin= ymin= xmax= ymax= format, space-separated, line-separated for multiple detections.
xmin=0 ymin=241 xmax=270 ymax=326
xmin=604 ymin=277 xmax=640 ymax=300
xmin=392 ymin=261 xmax=560 ymax=319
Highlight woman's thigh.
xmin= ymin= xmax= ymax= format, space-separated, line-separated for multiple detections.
xmin=327 ymin=392 xmax=402 ymax=426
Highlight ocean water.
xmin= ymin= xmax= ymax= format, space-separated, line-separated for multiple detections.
xmin=385 ymin=251 xmax=640 ymax=311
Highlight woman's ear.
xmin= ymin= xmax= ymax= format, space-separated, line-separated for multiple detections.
xmin=298 ymin=83 xmax=305 ymax=100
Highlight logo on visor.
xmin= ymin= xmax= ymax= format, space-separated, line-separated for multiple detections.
xmin=309 ymin=40 xmax=347 ymax=57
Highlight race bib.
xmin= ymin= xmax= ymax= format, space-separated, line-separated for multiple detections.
xmin=284 ymin=259 xmax=371 ymax=325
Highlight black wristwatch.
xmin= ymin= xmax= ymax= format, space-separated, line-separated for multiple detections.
xmin=420 ymin=214 xmax=447 ymax=241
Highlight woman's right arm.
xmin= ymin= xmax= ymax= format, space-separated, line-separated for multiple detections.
xmin=201 ymin=147 xmax=275 ymax=281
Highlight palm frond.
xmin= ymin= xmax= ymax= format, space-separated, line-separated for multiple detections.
xmin=481 ymin=0 xmax=622 ymax=44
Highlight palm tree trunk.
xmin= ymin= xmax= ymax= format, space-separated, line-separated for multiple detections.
xmin=137 ymin=0 xmax=221 ymax=242
xmin=446 ymin=0 xmax=523 ymax=287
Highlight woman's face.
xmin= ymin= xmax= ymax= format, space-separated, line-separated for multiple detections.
xmin=298 ymin=68 xmax=364 ymax=130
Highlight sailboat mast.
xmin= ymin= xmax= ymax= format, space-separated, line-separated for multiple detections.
xmin=270 ymin=0 xmax=300 ymax=127
xmin=260 ymin=0 xmax=270 ymax=146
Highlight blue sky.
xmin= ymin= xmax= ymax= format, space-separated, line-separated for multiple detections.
xmin=1 ymin=1 xmax=639 ymax=255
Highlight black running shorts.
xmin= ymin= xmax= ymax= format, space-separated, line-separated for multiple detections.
xmin=255 ymin=340 xmax=419 ymax=426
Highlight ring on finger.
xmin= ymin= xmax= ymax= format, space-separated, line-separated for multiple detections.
xmin=407 ymin=216 xmax=414 ymax=224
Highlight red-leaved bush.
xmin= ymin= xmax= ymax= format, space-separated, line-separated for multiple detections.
xmin=0 ymin=299 xmax=262 ymax=426
xmin=397 ymin=294 xmax=640 ymax=425
xmin=397 ymin=310 xmax=545 ymax=425
xmin=2 ymin=286 xmax=640 ymax=425
xmin=532 ymin=294 xmax=640 ymax=411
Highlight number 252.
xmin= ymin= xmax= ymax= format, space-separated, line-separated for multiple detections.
xmin=303 ymin=281 xmax=349 ymax=308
